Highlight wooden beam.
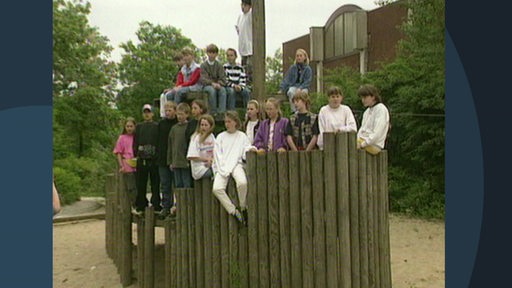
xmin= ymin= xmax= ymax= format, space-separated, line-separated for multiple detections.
xmin=252 ymin=0 xmax=266 ymax=103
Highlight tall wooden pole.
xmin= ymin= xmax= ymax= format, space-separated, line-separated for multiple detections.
xmin=252 ymin=0 xmax=266 ymax=104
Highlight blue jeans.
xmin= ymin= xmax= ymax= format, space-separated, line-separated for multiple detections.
xmin=204 ymin=85 xmax=227 ymax=114
xmin=227 ymin=87 xmax=251 ymax=110
xmin=174 ymin=167 xmax=192 ymax=188
xmin=158 ymin=165 xmax=174 ymax=210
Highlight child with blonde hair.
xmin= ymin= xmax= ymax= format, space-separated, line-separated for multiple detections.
xmin=278 ymin=48 xmax=312 ymax=112
xmin=113 ymin=117 xmax=138 ymax=209
xmin=187 ymin=114 xmax=216 ymax=180
xmin=252 ymin=97 xmax=289 ymax=152
xmin=212 ymin=111 xmax=252 ymax=225
xmin=285 ymin=91 xmax=319 ymax=151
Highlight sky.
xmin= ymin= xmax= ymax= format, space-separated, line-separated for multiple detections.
xmin=87 ymin=0 xmax=379 ymax=63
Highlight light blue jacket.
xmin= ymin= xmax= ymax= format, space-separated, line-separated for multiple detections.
xmin=280 ymin=63 xmax=312 ymax=92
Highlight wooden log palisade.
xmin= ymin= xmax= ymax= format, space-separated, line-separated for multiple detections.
xmin=105 ymin=132 xmax=392 ymax=287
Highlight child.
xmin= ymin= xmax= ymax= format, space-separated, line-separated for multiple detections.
xmin=187 ymin=114 xmax=216 ymax=180
xmin=278 ymin=48 xmax=312 ymax=112
xmin=253 ymin=97 xmax=289 ymax=153
xmin=133 ymin=105 xmax=161 ymax=214
xmin=157 ymin=102 xmax=178 ymax=219
xmin=113 ymin=117 xmax=138 ymax=210
xmin=185 ymin=99 xmax=209 ymax=147
xmin=285 ymin=91 xmax=319 ymax=151
xmin=235 ymin=0 xmax=252 ymax=82
xmin=164 ymin=46 xmax=202 ymax=104
xmin=167 ymin=103 xmax=193 ymax=189
xmin=212 ymin=111 xmax=252 ymax=225
xmin=317 ymin=86 xmax=358 ymax=150
xmin=200 ymin=43 xmax=227 ymax=116
xmin=356 ymin=84 xmax=390 ymax=155
xmin=224 ymin=48 xmax=250 ymax=109
xmin=160 ymin=53 xmax=184 ymax=118
xmin=243 ymin=99 xmax=261 ymax=144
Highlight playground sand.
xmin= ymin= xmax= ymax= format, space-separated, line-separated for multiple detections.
xmin=53 ymin=212 xmax=444 ymax=288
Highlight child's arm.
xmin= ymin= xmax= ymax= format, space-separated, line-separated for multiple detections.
xmin=200 ymin=64 xmax=213 ymax=86
xmin=181 ymin=68 xmax=201 ymax=87
xmin=53 ymin=181 xmax=61 ymax=216
xmin=342 ymin=107 xmax=358 ymax=133
xmin=116 ymin=153 xmax=125 ymax=172
xmin=306 ymin=117 xmax=320 ymax=151
xmin=286 ymin=135 xmax=298 ymax=151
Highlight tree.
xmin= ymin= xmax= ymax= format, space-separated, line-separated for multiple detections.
xmin=117 ymin=21 xmax=195 ymax=118
xmin=53 ymin=0 xmax=120 ymax=201
xmin=265 ymin=48 xmax=283 ymax=95
xmin=366 ymin=0 xmax=445 ymax=217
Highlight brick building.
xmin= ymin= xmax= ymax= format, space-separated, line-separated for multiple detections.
xmin=282 ymin=1 xmax=408 ymax=93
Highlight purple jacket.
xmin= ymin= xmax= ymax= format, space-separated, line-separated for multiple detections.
xmin=253 ymin=117 xmax=289 ymax=151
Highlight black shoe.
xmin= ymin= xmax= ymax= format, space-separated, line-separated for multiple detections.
xmin=241 ymin=209 xmax=248 ymax=225
xmin=153 ymin=205 xmax=163 ymax=212
xmin=157 ymin=209 xmax=170 ymax=220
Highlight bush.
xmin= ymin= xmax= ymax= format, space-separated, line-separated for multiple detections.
xmin=53 ymin=167 xmax=81 ymax=205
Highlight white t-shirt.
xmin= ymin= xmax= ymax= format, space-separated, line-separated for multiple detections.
xmin=357 ymin=103 xmax=390 ymax=149
xmin=187 ymin=133 xmax=215 ymax=180
xmin=245 ymin=119 xmax=258 ymax=144
xmin=236 ymin=9 xmax=253 ymax=57
xmin=214 ymin=130 xmax=251 ymax=177
xmin=317 ymin=104 xmax=358 ymax=150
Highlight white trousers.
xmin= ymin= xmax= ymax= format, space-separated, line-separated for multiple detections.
xmin=212 ymin=164 xmax=248 ymax=214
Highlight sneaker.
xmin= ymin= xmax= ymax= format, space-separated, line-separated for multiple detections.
xmin=169 ymin=206 xmax=177 ymax=217
xmin=132 ymin=207 xmax=144 ymax=216
xmin=232 ymin=209 xmax=246 ymax=226
xmin=157 ymin=209 xmax=170 ymax=220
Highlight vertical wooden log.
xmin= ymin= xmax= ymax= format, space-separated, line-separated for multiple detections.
xmin=203 ymin=179 xmax=213 ymax=286
xmin=119 ymin=174 xmax=133 ymax=287
xmin=212 ymin=190 xmax=222 ymax=288
xmin=366 ymin=155 xmax=376 ymax=288
xmin=380 ymin=151 xmax=392 ymax=287
xmin=239 ymin=219 xmax=249 ymax=288
xmin=195 ymin=180 xmax=205 ymax=288
xmin=257 ymin=153 xmax=269 ymax=287
xmin=113 ymin=173 xmax=120 ymax=268
xmin=251 ymin=0 xmax=266 ymax=103
xmin=170 ymin=220 xmax=178 ymax=288
xmin=300 ymin=152 xmax=314 ymax=287
xmin=175 ymin=190 xmax=182 ymax=288
xmin=336 ymin=133 xmax=352 ymax=288
xmin=348 ymin=133 xmax=360 ymax=288
xmin=288 ymin=151 xmax=302 ymax=287
xmin=165 ymin=220 xmax=172 ymax=288
xmin=246 ymin=152 xmax=260 ymax=288
xmin=220 ymin=185 xmax=230 ymax=288
xmin=188 ymin=188 xmax=197 ymax=288
xmin=180 ymin=189 xmax=190 ymax=287
xmin=228 ymin=179 xmax=239 ymax=288
xmin=267 ymin=152 xmax=281 ymax=287
xmin=358 ymin=151 xmax=369 ymax=288
xmin=277 ymin=152 xmax=291 ymax=288
xmin=311 ymin=150 xmax=326 ymax=288
xmin=143 ymin=206 xmax=155 ymax=288
xmin=371 ymin=155 xmax=381 ymax=288
xmin=105 ymin=174 xmax=115 ymax=259
xmin=136 ymin=217 xmax=145 ymax=288
xmin=323 ymin=133 xmax=338 ymax=288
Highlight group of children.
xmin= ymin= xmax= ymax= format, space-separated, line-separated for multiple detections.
xmin=114 ymin=82 xmax=390 ymax=225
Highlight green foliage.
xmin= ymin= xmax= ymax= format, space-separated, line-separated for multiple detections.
xmin=265 ymin=48 xmax=283 ymax=95
xmin=53 ymin=167 xmax=81 ymax=205
xmin=53 ymin=0 xmax=121 ymax=205
xmin=117 ymin=21 xmax=195 ymax=119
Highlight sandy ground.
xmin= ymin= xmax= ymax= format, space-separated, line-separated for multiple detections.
xmin=53 ymin=204 xmax=444 ymax=288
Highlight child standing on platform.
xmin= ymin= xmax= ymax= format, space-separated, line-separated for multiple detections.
xmin=167 ymin=103 xmax=193 ymax=189
xmin=317 ymin=86 xmax=357 ymax=150
xmin=113 ymin=117 xmax=138 ymax=209
xmin=157 ymin=102 xmax=178 ymax=219
xmin=243 ymin=99 xmax=261 ymax=144
xmin=133 ymin=105 xmax=161 ymax=214
xmin=187 ymin=114 xmax=216 ymax=180
xmin=253 ymin=97 xmax=289 ymax=153
xmin=285 ymin=91 xmax=319 ymax=151
xmin=212 ymin=111 xmax=252 ymax=225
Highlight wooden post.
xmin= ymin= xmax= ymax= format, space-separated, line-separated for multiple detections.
xmin=300 ymin=152 xmax=313 ymax=287
xmin=136 ymin=217 xmax=145 ymax=288
xmin=267 ymin=152 xmax=281 ymax=287
xmin=277 ymin=152 xmax=291 ymax=287
xmin=358 ymin=150 xmax=369 ymax=287
xmin=323 ymin=133 xmax=339 ymax=287
xmin=348 ymin=132 xmax=360 ymax=288
xmin=252 ymin=0 xmax=266 ymax=103
xmin=288 ymin=151 xmax=302 ymax=287
xmin=379 ymin=151 xmax=392 ymax=287
xmin=336 ymin=133 xmax=352 ymax=288
xmin=311 ymin=150 xmax=326 ymax=287
xmin=247 ymin=152 xmax=260 ymax=288
xmin=195 ymin=180 xmax=205 ymax=288
xmin=187 ymin=188 xmax=197 ymax=288
xmin=119 ymin=173 xmax=133 ymax=287
xmin=212 ymin=190 xmax=222 ymax=288
xmin=164 ymin=220 xmax=172 ymax=288
xmin=105 ymin=174 xmax=115 ymax=259
xmin=171 ymin=220 xmax=178 ymax=288
xmin=257 ymin=153 xmax=270 ymax=286
xmin=227 ymin=180 xmax=240 ymax=287
xmin=203 ymin=179 xmax=213 ymax=285
xmin=220 ymin=195 xmax=229 ymax=288
xmin=143 ymin=206 xmax=155 ymax=288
